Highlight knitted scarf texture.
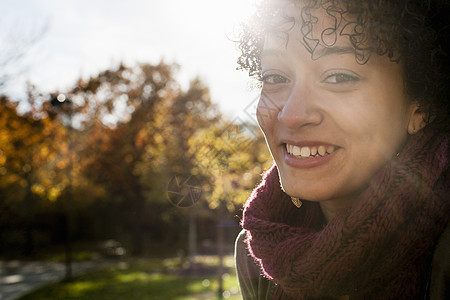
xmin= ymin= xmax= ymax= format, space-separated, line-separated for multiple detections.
xmin=241 ymin=128 xmax=449 ymax=299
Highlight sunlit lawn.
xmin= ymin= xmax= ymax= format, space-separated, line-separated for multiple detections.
xmin=18 ymin=255 xmax=241 ymax=300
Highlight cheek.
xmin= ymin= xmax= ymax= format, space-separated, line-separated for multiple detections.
xmin=339 ymin=96 xmax=410 ymax=158
xmin=328 ymin=100 xmax=377 ymax=144
xmin=256 ymin=94 xmax=280 ymax=136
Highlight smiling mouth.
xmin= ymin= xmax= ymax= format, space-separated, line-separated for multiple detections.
xmin=285 ymin=144 xmax=336 ymax=159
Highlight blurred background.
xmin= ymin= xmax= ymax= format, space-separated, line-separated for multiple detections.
xmin=0 ymin=1 xmax=272 ymax=299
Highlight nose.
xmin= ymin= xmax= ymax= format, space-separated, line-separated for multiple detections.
xmin=277 ymin=82 xmax=323 ymax=129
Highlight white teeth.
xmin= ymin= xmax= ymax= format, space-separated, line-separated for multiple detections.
xmin=286 ymin=144 xmax=336 ymax=158
xmin=300 ymin=147 xmax=310 ymax=158
xmin=318 ymin=145 xmax=326 ymax=156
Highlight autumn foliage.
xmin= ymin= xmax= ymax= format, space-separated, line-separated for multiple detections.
xmin=0 ymin=62 xmax=271 ymax=257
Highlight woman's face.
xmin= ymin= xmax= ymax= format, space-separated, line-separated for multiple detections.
xmin=257 ymin=5 xmax=419 ymax=203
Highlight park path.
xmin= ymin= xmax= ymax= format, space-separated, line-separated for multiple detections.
xmin=0 ymin=259 xmax=113 ymax=300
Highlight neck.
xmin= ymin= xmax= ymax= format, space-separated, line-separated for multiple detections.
xmin=319 ymin=194 xmax=359 ymax=222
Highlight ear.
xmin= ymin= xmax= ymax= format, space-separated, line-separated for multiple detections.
xmin=407 ymin=103 xmax=428 ymax=135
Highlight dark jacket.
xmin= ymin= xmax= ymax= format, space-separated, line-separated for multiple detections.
xmin=235 ymin=226 xmax=450 ymax=300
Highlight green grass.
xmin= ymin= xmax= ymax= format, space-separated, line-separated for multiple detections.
xmin=44 ymin=251 xmax=100 ymax=263
xmin=18 ymin=256 xmax=241 ymax=300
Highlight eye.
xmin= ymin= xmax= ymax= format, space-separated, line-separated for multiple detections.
xmin=261 ymin=73 xmax=290 ymax=85
xmin=323 ymin=72 xmax=359 ymax=84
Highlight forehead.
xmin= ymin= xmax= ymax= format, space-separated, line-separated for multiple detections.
xmin=263 ymin=0 xmax=372 ymax=63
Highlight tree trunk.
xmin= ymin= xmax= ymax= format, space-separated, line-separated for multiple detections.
xmin=23 ymin=177 xmax=34 ymax=257
xmin=188 ymin=206 xmax=197 ymax=271
xmin=131 ymin=196 xmax=145 ymax=256
xmin=217 ymin=202 xmax=225 ymax=300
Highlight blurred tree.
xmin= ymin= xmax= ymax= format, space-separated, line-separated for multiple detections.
xmin=187 ymin=119 xmax=271 ymax=284
xmin=0 ymin=89 xmax=68 ymax=255
xmin=190 ymin=120 xmax=272 ymax=212
xmin=61 ymin=61 xmax=272 ymax=255
xmin=64 ymin=62 xmax=208 ymax=255
xmin=140 ymin=77 xmax=221 ymax=260
xmin=0 ymin=59 xmax=273 ymax=259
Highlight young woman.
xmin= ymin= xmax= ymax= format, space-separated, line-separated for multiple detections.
xmin=235 ymin=0 xmax=449 ymax=299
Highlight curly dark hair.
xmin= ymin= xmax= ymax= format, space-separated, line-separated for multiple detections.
xmin=237 ymin=0 xmax=450 ymax=132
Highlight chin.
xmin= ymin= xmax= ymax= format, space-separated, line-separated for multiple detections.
xmin=279 ymin=177 xmax=329 ymax=202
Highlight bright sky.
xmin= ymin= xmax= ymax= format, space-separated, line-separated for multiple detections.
xmin=1 ymin=0 xmax=260 ymax=120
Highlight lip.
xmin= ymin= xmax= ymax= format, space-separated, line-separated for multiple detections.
xmin=281 ymin=140 xmax=339 ymax=169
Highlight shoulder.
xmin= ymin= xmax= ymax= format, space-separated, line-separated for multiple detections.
xmin=234 ymin=230 xmax=275 ymax=300
xmin=429 ymin=225 xmax=450 ymax=299
xmin=234 ymin=230 xmax=260 ymax=289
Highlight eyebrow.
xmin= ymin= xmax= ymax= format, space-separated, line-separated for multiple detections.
xmin=315 ymin=46 xmax=356 ymax=57
xmin=261 ymin=46 xmax=356 ymax=58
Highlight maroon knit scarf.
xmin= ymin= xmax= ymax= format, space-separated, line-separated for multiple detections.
xmin=241 ymin=128 xmax=449 ymax=299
